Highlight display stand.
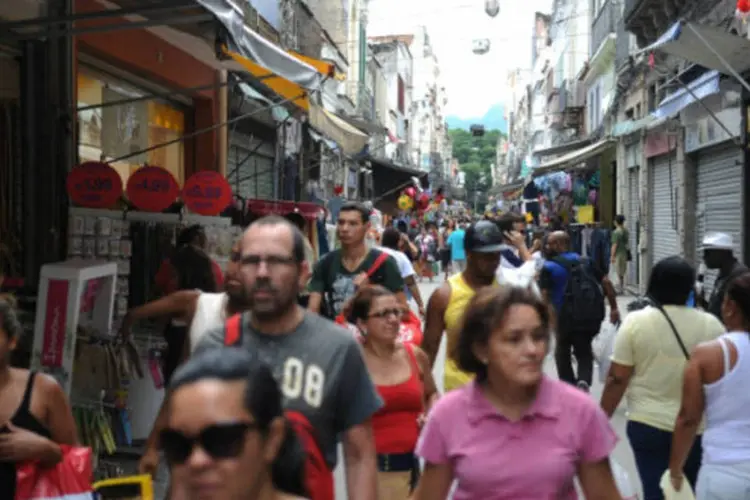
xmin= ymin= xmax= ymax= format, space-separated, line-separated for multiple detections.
xmin=31 ymin=260 xmax=117 ymax=395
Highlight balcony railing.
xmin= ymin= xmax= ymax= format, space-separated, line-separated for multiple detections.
xmin=591 ymin=0 xmax=620 ymax=58
xmin=340 ymin=81 xmax=376 ymax=122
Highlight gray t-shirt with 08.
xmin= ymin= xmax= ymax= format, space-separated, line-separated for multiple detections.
xmin=196 ymin=311 xmax=383 ymax=467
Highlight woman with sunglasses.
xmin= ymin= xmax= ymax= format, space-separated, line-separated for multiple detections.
xmin=349 ymin=285 xmax=439 ymax=499
xmin=162 ymin=346 xmax=307 ymax=500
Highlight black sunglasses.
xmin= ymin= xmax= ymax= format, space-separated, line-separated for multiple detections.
xmin=160 ymin=422 xmax=258 ymax=464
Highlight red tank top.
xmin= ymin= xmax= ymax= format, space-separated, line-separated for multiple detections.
xmin=372 ymin=344 xmax=424 ymax=454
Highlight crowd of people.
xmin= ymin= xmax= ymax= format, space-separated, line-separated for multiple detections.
xmin=0 ymin=202 xmax=749 ymax=499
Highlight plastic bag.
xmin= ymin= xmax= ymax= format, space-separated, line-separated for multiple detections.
xmin=496 ymin=261 xmax=542 ymax=298
xmin=593 ymin=322 xmax=617 ymax=383
xmin=16 ymin=445 xmax=93 ymax=500
xmin=660 ymin=470 xmax=696 ymax=500
xmin=612 ymin=458 xmax=639 ymax=500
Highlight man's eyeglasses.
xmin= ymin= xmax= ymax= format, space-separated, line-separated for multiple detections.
xmin=160 ymin=422 xmax=258 ymax=464
xmin=368 ymin=308 xmax=403 ymax=319
xmin=240 ymin=254 xmax=297 ymax=269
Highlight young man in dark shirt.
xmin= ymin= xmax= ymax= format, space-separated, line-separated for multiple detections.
xmin=308 ymin=202 xmax=405 ymax=317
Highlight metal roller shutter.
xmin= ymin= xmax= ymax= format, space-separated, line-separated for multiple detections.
xmin=695 ymin=144 xmax=743 ymax=295
xmin=228 ymin=131 xmax=275 ymax=200
xmin=627 ymin=167 xmax=639 ymax=286
xmin=649 ymin=154 xmax=680 ymax=269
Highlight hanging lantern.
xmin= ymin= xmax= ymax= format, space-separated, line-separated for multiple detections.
xmin=472 ymin=39 xmax=490 ymax=55
xmin=485 ymin=0 xmax=499 ymax=17
xmin=398 ymin=195 xmax=414 ymax=211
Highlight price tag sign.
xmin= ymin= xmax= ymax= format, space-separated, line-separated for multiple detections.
xmin=181 ymin=171 xmax=232 ymax=216
xmin=126 ymin=166 xmax=179 ymax=212
xmin=66 ymin=162 xmax=123 ymax=209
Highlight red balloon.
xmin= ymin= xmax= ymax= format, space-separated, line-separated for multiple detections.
xmin=739 ymin=0 xmax=750 ymax=12
xmin=66 ymin=162 xmax=123 ymax=209
xmin=182 ymin=171 xmax=232 ymax=216
xmin=418 ymin=193 xmax=430 ymax=210
xmin=404 ymin=187 xmax=416 ymax=198
xmin=126 ymin=166 xmax=179 ymax=212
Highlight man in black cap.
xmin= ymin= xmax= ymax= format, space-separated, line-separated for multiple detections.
xmin=423 ymin=220 xmax=503 ymax=391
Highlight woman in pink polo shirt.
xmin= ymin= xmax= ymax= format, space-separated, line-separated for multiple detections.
xmin=413 ymin=286 xmax=621 ymax=499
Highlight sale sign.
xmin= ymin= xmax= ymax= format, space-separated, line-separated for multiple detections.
xmin=181 ymin=171 xmax=232 ymax=216
xmin=66 ymin=162 xmax=123 ymax=208
xmin=41 ymin=279 xmax=68 ymax=368
xmin=126 ymin=165 xmax=179 ymax=212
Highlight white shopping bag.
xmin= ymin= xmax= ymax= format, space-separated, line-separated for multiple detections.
xmin=496 ymin=260 xmax=542 ymax=298
xmin=594 ymin=322 xmax=617 ymax=383
xmin=659 ymin=470 xmax=696 ymax=500
xmin=612 ymin=459 xmax=639 ymax=499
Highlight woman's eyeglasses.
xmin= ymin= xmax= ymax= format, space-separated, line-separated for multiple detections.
xmin=368 ymin=308 xmax=403 ymax=319
xmin=160 ymin=421 xmax=258 ymax=464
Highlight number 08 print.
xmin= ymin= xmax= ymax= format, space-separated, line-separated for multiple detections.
xmin=281 ymin=357 xmax=325 ymax=408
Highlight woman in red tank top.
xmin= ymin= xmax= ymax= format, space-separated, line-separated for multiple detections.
xmin=349 ymin=286 xmax=439 ymax=500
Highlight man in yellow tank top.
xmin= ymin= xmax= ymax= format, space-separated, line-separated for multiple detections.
xmin=423 ymin=221 xmax=503 ymax=391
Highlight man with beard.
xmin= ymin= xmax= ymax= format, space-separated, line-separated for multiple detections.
xmin=700 ymin=232 xmax=747 ymax=321
xmin=422 ymin=221 xmax=503 ymax=392
xmin=136 ymin=241 xmax=249 ymax=488
xmin=197 ymin=216 xmax=381 ymax=500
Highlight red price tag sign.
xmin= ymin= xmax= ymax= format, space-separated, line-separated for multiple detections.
xmin=126 ymin=166 xmax=179 ymax=212
xmin=66 ymin=162 xmax=123 ymax=209
xmin=181 ymin=171 xmax=232 ymax=216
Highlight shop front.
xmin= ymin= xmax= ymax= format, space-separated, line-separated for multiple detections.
xmin=683 ymin=88 xmax=744 ymax=294
xmin=624 ymin=141 xmax=640 ymax=289
xmin=645 ymin=129 xmax=680 ymax=270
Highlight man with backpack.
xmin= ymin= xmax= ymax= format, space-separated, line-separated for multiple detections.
xmin=308 ymin=202 xmax=405 ymax=318
xmin=198 ymin=216 xmax=382 ymax=500
xmin=539 ymin=231 xmax=620 ymax=392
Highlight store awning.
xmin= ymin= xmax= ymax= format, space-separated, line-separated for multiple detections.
xmin=612 ymin=116 xmax=658 ymax=137
xmin=308 ymin=104 xmax=370 ymax=156
xmin=652 ymin=70 xmax=721 ymax=119
xmin=308 ymin=128 xmax=340 ymax=151
xmin=532 ymin=139 xmax=615 ymax=177
xmin=338 ymin=115 xmax=388 ymax=135
xmin=225 ymin=48 xmax=310 ymax=110
xmin=368 ymin=156 xmax=428 ymax=180
xmin=532 ymin=138 xmax=592 ymax=158
xmin=642 ymin=21 xmax=750 ymax=93
xmin=245 ymin=199 xmax=325 ymax=220
xmin=196 ymin=0 xmax=331 ymax=89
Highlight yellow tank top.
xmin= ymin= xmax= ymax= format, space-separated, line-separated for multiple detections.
xmin=443 ymin=273 xmax=496 ymax=391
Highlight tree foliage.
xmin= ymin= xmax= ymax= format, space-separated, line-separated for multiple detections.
xmin=449 ymin=128 xmax=504 ymax=196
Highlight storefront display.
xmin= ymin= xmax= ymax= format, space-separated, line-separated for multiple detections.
xmin=77 ymin=71 xmax=186 ymax=189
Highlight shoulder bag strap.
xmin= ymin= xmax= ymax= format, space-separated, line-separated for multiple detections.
xmin=365 ymin=251 xmax=390 ymax=278
xmin=651 ymin=302 xmax=690 ymax=359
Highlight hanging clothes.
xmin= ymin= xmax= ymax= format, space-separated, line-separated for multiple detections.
xmin=317 ymin=218 xmax=330 ymax=256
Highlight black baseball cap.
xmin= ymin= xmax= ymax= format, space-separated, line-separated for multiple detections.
xmin=464 ymin=220 xmax=504 ymax=253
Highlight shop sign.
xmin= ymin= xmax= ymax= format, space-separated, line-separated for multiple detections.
xmin=181 ymin=171 xmax=232 ymax=216
xmin=41 ymin=279 xmax=68 ymax=368
xmin=126 ymin=166 xmax=179 ymax=212
xmin=66 ymin=162 xmax=123 ymax=209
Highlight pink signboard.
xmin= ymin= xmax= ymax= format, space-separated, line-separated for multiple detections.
xmin=41 ymin=279 xmax=68 ymax=367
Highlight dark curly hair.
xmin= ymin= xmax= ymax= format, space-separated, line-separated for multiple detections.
xmin=725 ymin=271 xmax=750 ymax=329
xmin=453 ymin=286 xmax=552 ymax=381
xmin=0 ymin=298 xmax=22 ymax=340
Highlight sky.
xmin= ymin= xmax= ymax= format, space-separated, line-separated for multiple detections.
xmin=368 ymin=0 xmax=552 ymax=118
